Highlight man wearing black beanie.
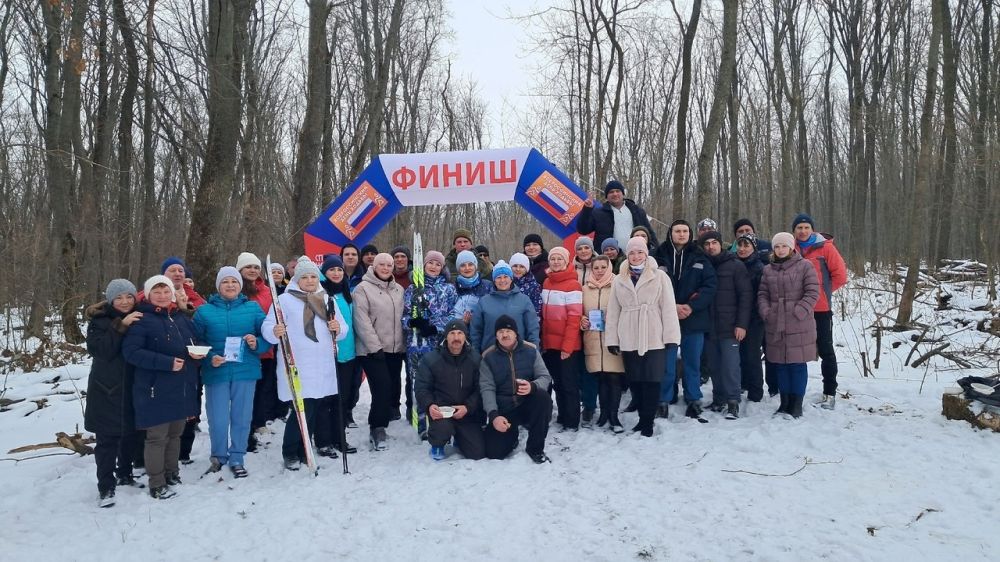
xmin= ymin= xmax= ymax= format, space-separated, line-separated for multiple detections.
xmin=729 ymin=218 xmax=773 ymax=259
xmin=577 ymin=180 xmax=658 ymax=249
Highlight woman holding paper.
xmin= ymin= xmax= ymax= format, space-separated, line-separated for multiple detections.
xmin=605 ymin=237 xmax=681 ymax=437
xmin=192 ymin=266 xmax=271 ymax=478
xmin=580 ymin=255 xmax=626 ymax=433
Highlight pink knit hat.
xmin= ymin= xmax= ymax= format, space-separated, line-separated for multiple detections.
xmin=424 ymin=250 xmax=445 ymax=267
xmin=771 ymin=232 xmax=795 ymax=250
xmin=626 ymin=236 xmax=648 ymax=256
xmin=548 ymin=246 xmax=570 ymax=262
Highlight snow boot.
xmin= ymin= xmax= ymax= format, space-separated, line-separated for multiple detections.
xmin=685 ymin=401 xmax=703 ymax=419
xmin=283 ymin=457 xmax=301 ymax=471
xmin=317 ymin=446 xmax=339 ymax=459
xmin=429 ymin=446 xmax=445 ymax=461
xmin=788 ymin=395 xmax=804 ymax=418
xmin=581 ymin=408 xmax=594 ymax=428
xmin=230 ymin=465 xmax=248 ymax=479
xmin=820 ymin=394 xmax=836 ymax=410
xmin=116 ymin=474 xmax=143 ymax=488
xmin=528 ymin=451 xmax=551 ymax=464
xmin=149 ymin=486 xmax=176 ymax=500
xmin=774 ymin=394 xmax=790 ymax=416
xmin=99 ymin=489 xmax=116 ymax=508
xmin=725 ymin=400 xmax=740 ymax=420
xmin=165 ymin=472 xmax=181 ymax=486
xmin=656 ymin=402 xmax=669 ymax=419
xmin=370 ymin=427 xmax=388 ymax=451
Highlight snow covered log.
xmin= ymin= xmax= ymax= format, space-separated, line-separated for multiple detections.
xmin=942 ymin=388 xmax=1000 ymax=433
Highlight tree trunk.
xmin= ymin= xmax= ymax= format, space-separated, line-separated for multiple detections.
xmin=931 ymin=0 xmax=958 ymax=265
xmin=347 ymin=0 xmax=405 ymax=181
xmin=113 ymin=0 xmax=140 ymax=278
xmin=290 ymin=0 xmax=332 ymax=258
xmin=694 ymin=0 xmax=737 ymax=219
xmin=669 ymin=0 xmax=702 ymax=218
xmin=896 ymin=0 xmax=942 ymax=327
xmin=139 ymin=0 xmax=157 ymax=279
xmin=186 ymin=0 xmax=252 ymax=292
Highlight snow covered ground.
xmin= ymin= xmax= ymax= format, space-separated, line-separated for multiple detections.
xmin=1 ymin=272 xmax=999 ymax=561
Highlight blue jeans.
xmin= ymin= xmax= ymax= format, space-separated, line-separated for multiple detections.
xmin=774 ymin=363 xmax=808 ymax=395
xmin=205 ymin=379 xmax=256 ymax=467
xmin=661 ymin=332 xmax=705 ymax=403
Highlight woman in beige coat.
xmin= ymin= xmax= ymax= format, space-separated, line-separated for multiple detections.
xmin=580 ymin=256 xmax=626 ymax=433
xmin=605 ymin=238 xmax=681 ymax=436
xmin=352 ymin=252 xmax=405 ymax=450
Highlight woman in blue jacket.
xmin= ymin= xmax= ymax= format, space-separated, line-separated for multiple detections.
xmin=123 ymin=275 xmax=203 ymax=499
xmin=192 ymin=266 xmax=271 ymax=478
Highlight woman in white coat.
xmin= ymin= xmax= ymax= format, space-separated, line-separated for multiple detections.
xmin=605 ymin=237 xmax=681 ymax=437
xmin=262 ymin=257 xmax=347 ymax=471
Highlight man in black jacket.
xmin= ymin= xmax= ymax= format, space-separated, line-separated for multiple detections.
xmin=415 ymin=319 xmax=485 ymax=461
xmin=480 ymin=315 xmax=553 ymax=464
xmin=577 ymin=180 xmax=658 ymax=249
xmin=700 ymin=231 xmax=752 ymax=419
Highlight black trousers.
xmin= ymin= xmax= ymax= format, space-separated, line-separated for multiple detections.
xmin=336 ymin=359 xmax=358 ymax=425
xmin=740 ymin=323 xmax=766 ymax=402
xmin=360 ymin=352 xmax=405 ymax=429
xmin=484 ymin=386 xmax=552 ymax=459
xmin=427 ymin=417 xmax=485 ymax=460
xmin=94 ymin=432 xmax=138 ymax=494
xmin=314 ymin=394 xmax=345 ymax=449
xmin=543 ymin=350 xmax=582 ymax=429
xmin=815 ymin=311 xmax=838 ymax=395
xmin=282 ymin=397 xmax=320 ymax=461
xmin=622 ymin=349 xmax=665 ymax=431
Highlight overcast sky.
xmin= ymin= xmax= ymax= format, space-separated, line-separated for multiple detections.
xmin=444 ymin=0 xmax=544 ymax=148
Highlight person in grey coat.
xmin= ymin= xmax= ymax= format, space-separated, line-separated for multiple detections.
xmin=470 ymin=260 xmax=539 ymax=352
xmin=758 ymin=232 xmax=820 ymax=418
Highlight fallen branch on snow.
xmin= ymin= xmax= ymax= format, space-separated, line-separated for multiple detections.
xmin=721 ymin=457 xmax=843 ymax=477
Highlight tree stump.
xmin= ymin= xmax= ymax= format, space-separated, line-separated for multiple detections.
xmin=942 ymin=388 xmax=1000 ymax=433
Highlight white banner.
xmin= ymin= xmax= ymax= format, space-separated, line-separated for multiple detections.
xmin=379 ymin=147 xmax=531 ymax=207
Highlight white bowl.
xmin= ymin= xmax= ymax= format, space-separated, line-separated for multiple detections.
xmin=187 ymin=345 xmax=211 ymax=356
xmin=438 ymin=406 xmax=455 ymax=418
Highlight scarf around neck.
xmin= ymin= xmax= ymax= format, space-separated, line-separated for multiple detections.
xmin=286 ymin=288 xmax=329 ymax=342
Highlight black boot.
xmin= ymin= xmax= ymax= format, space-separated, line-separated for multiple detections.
xmin=788 ymin=394 xmax=804 ymax=418
xmin=774 ymin=394 xmax=789 ymax=416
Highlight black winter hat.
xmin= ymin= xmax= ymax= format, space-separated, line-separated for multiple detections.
xmin=523 ymin=233 xmax=544 ymax=248
xmin=494 ymin=314 xmax=518 ymax=335
xmin=698 ymin=230 xmax=723 ymax=247
xmin=733 ymin=218 xmax=756 ymax=236
xmin=791 ymin=213 xmax=815 ymax=230
xmin=340 ymin=243 xmax=359 ymax=257
xmin=604 ymin=180 xmax=625 ymax=196
xmin=474 ymin=245 xmax=490 ymax=257
xmin=444 ymin=319 xmax=468 ymax=337
xmin=360 ymin=244 xmax=379 ymax=256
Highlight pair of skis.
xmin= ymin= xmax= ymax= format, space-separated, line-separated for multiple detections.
xmin=409 ymin=233 xmax=425 ymax=434
xmin=265 ymin=254 xmax=320 ymax=475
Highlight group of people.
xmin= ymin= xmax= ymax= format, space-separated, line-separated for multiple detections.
xmin=83 ymin=179 xmax=847 ymax=508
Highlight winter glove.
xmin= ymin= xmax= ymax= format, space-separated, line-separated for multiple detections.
xmin=607 ymin=345 xmax=620 ymax=356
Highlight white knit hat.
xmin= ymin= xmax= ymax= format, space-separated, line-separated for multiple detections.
xmin=509 ymin=253 xmax=530 ymax=269
xmin=235 ymin=252 xmax=262 ymax=270
xmin=143 ymin=275 xmax=176 ymax=302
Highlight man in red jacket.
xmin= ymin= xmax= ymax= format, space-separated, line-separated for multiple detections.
xmin=792 ymin=214 xmax=848 ymax=409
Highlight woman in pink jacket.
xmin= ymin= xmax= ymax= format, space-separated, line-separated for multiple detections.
xmin=757 ymin=232 xmax=820 ymax=418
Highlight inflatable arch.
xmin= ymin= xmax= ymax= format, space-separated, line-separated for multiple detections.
xmin=303 ymin=148 xmax=594 ymax=260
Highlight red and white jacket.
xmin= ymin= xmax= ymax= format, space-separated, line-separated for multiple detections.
xmin=541 ymin=268 xmax=583 ymax=354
